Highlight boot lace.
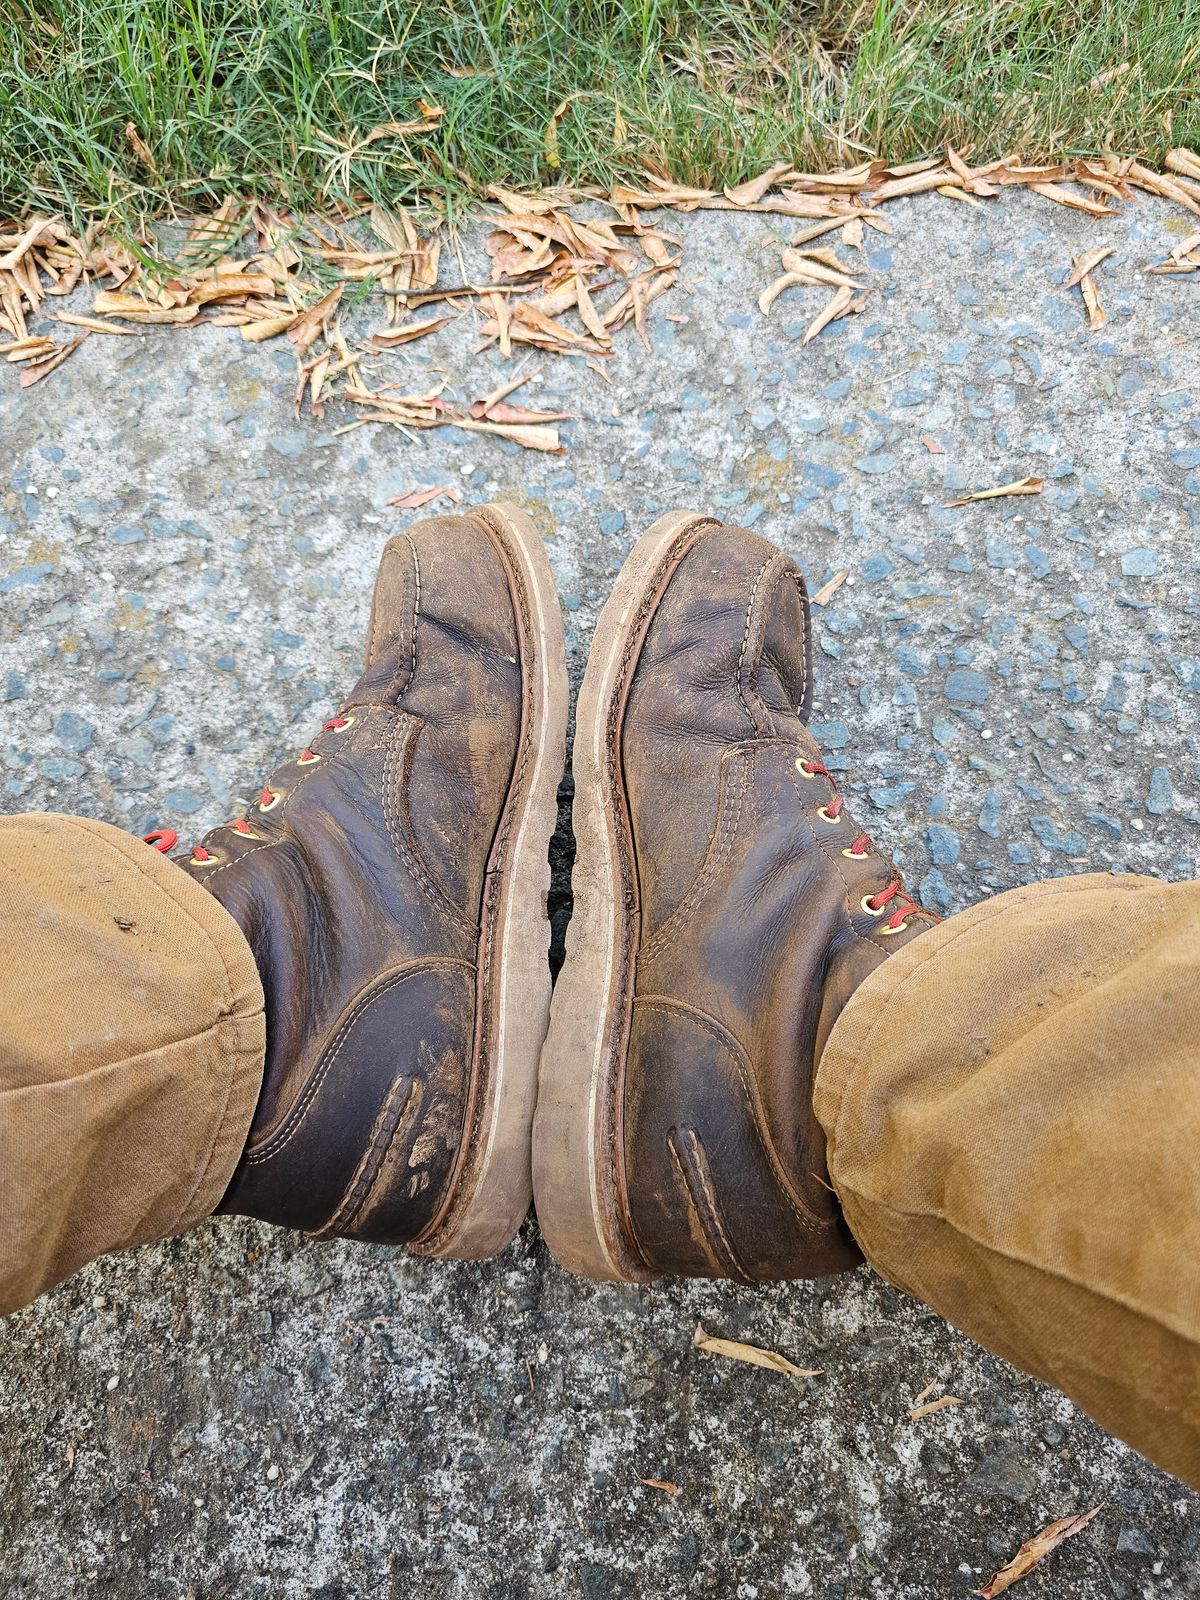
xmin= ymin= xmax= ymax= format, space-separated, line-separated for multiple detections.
xmin=796 ymin=755 xmax=935 ymax=934
xmin=141 ymin=717 xmax=354 ymax=865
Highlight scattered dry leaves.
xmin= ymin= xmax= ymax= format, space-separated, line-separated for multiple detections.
xmin=976 ymin=1506 xmax=1103 ymax=1598
xmin=4 ymin=146 xmax=1200 ymax=455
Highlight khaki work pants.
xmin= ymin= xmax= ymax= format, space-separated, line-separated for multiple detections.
xmin=2 ymin=815 xmax=1197 ymax=1485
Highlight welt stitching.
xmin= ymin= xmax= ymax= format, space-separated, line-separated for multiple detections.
xmin=247 ymin=958 xmax=472 ymax=1165
xmin=636 ymin=998 xmax=820 ymax=1233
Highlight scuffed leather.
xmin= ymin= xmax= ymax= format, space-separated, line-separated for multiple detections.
xmin=181 ymin=517 xmax=524 ymax=1241
xmin=618 ymin=524 xmax=935 ymax=1280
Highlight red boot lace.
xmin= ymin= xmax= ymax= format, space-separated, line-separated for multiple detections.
xmin=797 ymin=756 xmax=933 ymax=933
xmin=141 ymin=717 xmax=354 ymax=864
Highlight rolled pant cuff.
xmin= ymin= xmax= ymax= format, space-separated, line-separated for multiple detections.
xmin=1 ymin=814 xmax=266 ymax=1311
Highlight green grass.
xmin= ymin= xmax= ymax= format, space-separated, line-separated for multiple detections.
xmin=1 ymin=0 xmax=1198 ymax=231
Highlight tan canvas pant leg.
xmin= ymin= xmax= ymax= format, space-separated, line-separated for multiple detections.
xmin=814 ymin=872 xmax=1200 ymax=1487
xmin=0 ymin=813 xmax=265 ymax=1314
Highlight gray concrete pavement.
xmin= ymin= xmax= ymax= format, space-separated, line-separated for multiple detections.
xmin=1 ymin=187 xmax=1198 ymax=1598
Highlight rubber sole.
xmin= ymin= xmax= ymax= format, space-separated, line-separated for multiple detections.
xmin=412 ymin=503 xmax=568 ymax=1261
xmin=533 ymin=511 xmax=717 ymax=1280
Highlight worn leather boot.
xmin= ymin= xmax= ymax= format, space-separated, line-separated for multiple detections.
xmin=534 ymin=513 xmax=937 ymax=1282
xmin=160 ymin=506 xmax=567 ymax=1257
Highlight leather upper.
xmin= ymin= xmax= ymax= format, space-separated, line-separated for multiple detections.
xmin=617 ymin=523 xmax=935 ymax=1280
xmin=183 ymin=516 xmax=524 ymax=1242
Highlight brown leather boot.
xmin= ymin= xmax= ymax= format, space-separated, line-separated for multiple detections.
xmin=534 ymin=512 xmax=937 ymax=1282
xmin=161 ymin=506 xmax=566 ymax=1258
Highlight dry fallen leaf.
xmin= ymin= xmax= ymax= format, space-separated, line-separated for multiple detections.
xmin=724 ymin=160 xmax=794 ymax=208
xmin=976 ymin=1506 xmax=1103 ymax=1598
xmin=19 ymin=333 xmax=87 ymax=386
xmin=1029 ymin=182 xmax=1117 ymax=217
xmin=56 ymin=311 xmax=136 ymax=336
xmin=125 ymin=122 xmax=158 ymax=173
xmin=693 ymin=1323 xmax=822 ymax=1377
xmin=758 ymin=271 xmax=806 ymax=315
xmin=1078 ymin=269 xmax=1107 ymax=330
xmin=945 ymin=475 xmax=1044 ymax=508
xmin=638 ymin=1477 xmax=680 ymax=1496
xmin=1167 ymin=147 xmax=1200 ymax=181
xmin=240 ymin=313 xmax=296 ymax=342
xmin=388 ymin=485 xmax=463 ymax=510
xmin=811 ymin=570 xmax=848 ymax=606
xmin=453 ymin=416 xmax=564 ymax=453
xmin=803 ymin=285 xmax=853 ymax=344
xmin=370 ymin=314 xmax=453 ymax=347
xmin=1064 ymin=245 xmax=1115 ymax=288
xmin=908 ymin=1395 xmax=963 ymax=1420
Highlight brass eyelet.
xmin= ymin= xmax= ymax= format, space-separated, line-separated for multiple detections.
xmin=296 ymin=751 xmax=321 ymax=766
xmin=817 ymin=805 xmax=841 ymax=824
xmin=842 ymin=847 xmax=869 ymax=860
xmin=259 ymin=790 xmax=282 ymax=813
xmin=795 ymin=758 xmax=818 ymax=779
xmin=879 ymin=920 xmax=909 ymax=936
xmin=860 ymin=894 xmax=885 ymax=915
xmin=191 ymin=852 xmax=221 ymax=868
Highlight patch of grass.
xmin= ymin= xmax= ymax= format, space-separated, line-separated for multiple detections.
xmin=1 ymin=0 xmax=1197 ymax=230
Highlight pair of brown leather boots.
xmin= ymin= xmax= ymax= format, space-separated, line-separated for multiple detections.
xmin=174 ymin=506 xmax=935 ymax=1283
